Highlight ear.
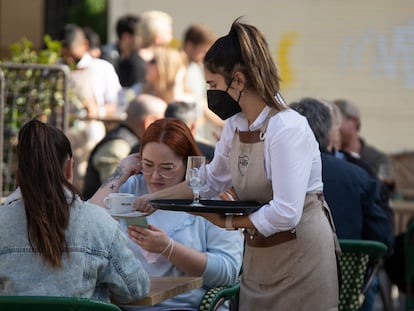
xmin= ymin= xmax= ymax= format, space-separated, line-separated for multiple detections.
xmin=233 ymin=71 xmax=246 ymax=91
xmin=65 ymin=157 xmax=74 ymax=182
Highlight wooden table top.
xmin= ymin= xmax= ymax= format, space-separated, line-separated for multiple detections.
xmin=123 ymin=276 xmax=203 ymax=306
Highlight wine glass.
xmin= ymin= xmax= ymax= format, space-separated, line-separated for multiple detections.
xmin=186 ymin=156 xmax=207 ymax=206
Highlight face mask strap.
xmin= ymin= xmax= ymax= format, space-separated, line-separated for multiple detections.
xmin=225 ymin=77 xmax=235 ymax=93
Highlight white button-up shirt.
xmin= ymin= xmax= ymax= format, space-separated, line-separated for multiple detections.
xmin=203 ymin=106 xmax=323 ymax=237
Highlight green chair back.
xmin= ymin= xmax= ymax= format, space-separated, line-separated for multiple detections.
xmin=338 ymin=239 xmax=388 ymax=311
xmin=0 ymin=296 xmax=121 ymax=311
xmin=406 ymin=222 xmax=414 ymax=310
xmin=198 ymin=283 xmax=240 ymax=311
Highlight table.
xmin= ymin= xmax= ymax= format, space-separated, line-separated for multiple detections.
xmin=391 ymin=200 xmax=414 ymax=235
xmin=123 ymin=276 xmax=203 ymax=306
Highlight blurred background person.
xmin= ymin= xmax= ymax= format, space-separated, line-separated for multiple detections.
xmin=182 ymin=23 xmax=223 ymax=145
xmin=291 ymin=98 xmax=394 ymax=311
xmin=83 ymin=26 xmax=102 ymax=59
xmin=59 ymin=23 xmax=122 ymax=190
xmin=111 ymin=14 xmax=146 ymax=88
xmin=164 ymin=100 xmax=215 ymax=162
xmin=60 ymin=23 xmax=121 ymax=119
xmin=333 ymin=98 xmax=395 ymax=192
xmin=143 ymin=46 xmax=195 ymax=103
xmin=290 ymin=98 xmax=393 ymax=247
xmin=83 ymin=94 xmax=167 ymax=199
xmin=136 ymin=10 xmax=173 ymax=63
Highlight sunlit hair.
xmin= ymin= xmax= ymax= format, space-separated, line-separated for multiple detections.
xmin=137 ymin=10 xmax=173 ymax=48
xmin=16 ymin=119 xmax=78 ymax=267
xmin=143 ymin=46 xmax=188 ymax=103
xmin=204 ymin=17 xmax=285 ymax=111
xmin=139 ymin=118 xmax=201 ymax=175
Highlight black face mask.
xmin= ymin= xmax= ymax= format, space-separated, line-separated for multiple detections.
xmin=207 ymin=78 xmax=241 ymax=120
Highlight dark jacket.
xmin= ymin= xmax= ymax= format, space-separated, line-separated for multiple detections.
xmin=321 ymin=151 xmax=394 ymax=249
xmin=83 ymin=124 xmax=139 ymax=199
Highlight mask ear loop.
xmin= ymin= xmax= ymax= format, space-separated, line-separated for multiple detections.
xmin=225 ymin=76 xmax=235 ymax=93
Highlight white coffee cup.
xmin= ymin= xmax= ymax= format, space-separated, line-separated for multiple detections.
xmin=104 ymin=193 xmax=135 ymax=214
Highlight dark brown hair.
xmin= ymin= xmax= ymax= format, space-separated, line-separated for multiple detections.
xmin=17 ymin=119 xmax=78 ymax=267
xmin=204 ymin=17 xmax=285 ymax=111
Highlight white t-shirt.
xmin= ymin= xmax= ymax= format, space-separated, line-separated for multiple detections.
xmin=77 ymin=53 xmax=121 ymax=117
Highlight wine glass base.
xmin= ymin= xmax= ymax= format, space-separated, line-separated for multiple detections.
xmin=190 ymin=200 xmax=204 ymax=207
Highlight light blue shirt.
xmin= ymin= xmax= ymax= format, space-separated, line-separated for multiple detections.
xmin=0 ymin=189 xmax=150 ymax=303
xmin=119 ymin=174 xmax=244 ymax=310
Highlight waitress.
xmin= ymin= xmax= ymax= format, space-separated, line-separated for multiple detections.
xmin=135 ymin=18 xmax=339 ymax=310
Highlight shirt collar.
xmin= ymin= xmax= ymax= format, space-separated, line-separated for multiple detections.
xmin=3 ymin=187 xmax=22 ymax=204
xmin=248 ymin=106 xmax=272 ymax=131
xmin=76 ymin=53 xmax=92 ymax=69
xmin=3 ymin=187 xmax=76 ymax=205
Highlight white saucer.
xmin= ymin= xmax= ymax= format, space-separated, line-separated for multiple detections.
xmin=109 ymin=211 xmax=147 ymax=219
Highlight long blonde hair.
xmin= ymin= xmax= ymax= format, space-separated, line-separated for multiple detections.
xmin=143 ymin=46 xmax=189 ymax=103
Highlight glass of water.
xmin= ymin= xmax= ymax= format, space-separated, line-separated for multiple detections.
xmin=186 ymin=156 xmax=207 ymax=206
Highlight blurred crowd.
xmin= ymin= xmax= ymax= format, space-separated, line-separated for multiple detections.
xmin=57 ymin=11 xmax=221 ymax=191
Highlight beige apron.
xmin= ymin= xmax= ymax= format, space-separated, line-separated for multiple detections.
xmin=230 ymin=110 xmax=339 ymax=310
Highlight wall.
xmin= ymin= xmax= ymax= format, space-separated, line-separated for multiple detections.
xmin=108 ymin=0 xmax=414 ymax=153
xmin=0 ymin=0 xmax=44 ymax=58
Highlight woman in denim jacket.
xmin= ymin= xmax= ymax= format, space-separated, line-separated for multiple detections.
xmin=0 ymin=119 xmax=150 ymax=303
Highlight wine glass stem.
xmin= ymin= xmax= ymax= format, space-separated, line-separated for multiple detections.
xmin=193 ymin=192 xmax=200 ymax=204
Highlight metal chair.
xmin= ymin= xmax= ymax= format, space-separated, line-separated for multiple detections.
xmin=0 ymin=296 xmax=121 ymax=311
xmin=198 ymin=283 xmax=240 ymax=311
xmin=338 ymin=239 xmax=388 ymax=311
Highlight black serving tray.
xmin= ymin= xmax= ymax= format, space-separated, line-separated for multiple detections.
xmin=150 ymin=199 xmax=261 ymax=215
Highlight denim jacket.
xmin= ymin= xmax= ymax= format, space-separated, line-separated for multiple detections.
xmin=0 ymin=189 xmax=150 ymax=303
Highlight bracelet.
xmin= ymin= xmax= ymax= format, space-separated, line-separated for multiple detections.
xmin=167 ymin=239 xmax=175 ymax=260
xmin=160 ymin=238 xmax=173 ymax=256
xmin=225 ymin=215 xmax=235 ymax=230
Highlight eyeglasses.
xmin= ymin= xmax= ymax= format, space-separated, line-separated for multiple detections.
xmin=141 ymin=161 xmax=183 ymax=179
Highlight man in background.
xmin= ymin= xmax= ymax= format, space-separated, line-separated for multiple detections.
xmin=164 ymin=100 xmax=215 ymax=162
xmin=82 ymin=94 xmax=167 ymax=199
xmin=291 ymin=97 xmax=394 ymax=311
xmin=334 ymin=98 xmax=395 ymax=191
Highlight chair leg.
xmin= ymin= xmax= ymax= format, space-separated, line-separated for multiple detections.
xmin=377 ymin=268 xmax=394 ymax=311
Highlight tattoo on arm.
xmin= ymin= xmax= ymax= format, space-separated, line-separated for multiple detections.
xmin=99 ymin=165 xmax=124 ymax=189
